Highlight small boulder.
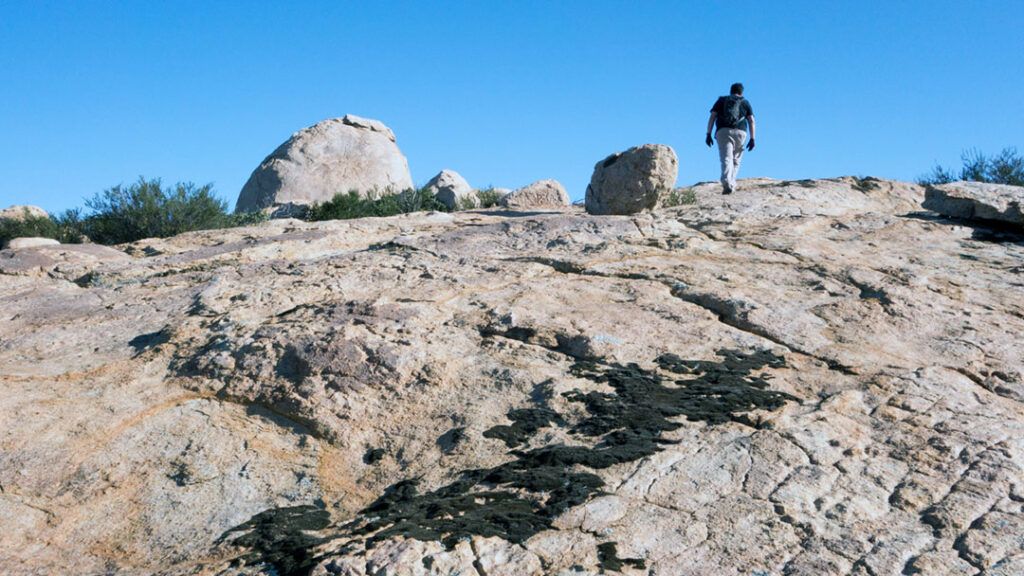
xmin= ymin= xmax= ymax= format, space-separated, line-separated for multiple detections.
xmin=500 ymin=179 xmax=570 ymax=210
xmin=923 ymin=181 xmax=1023 ymax=228
xmin=0 ymin=205 xmax=49 ymax=222
xmin=425 ymin=169 xmax=476 ymax=210
xmin=6 ymin=237 xmax=60 ymax=250
xmin=236 ymin=115 xmax=414 ymax=215
xmin=585 ymin=144 xmax=678 ymax=215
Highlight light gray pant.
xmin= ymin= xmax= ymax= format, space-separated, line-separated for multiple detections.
xmin=716 ymin=128 xmax=747 ymax=191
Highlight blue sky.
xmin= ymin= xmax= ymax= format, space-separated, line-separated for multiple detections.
xmin=1 ymin=0 xmax=1022 ymax=213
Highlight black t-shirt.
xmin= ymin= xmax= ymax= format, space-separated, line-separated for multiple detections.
xmin=711 ymin=95 xmax=754 ymax=132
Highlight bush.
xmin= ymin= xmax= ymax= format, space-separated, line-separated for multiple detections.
xmin=74 ymin=177 xmax=252 ymax=245
xmin=919 ymin=147 xmax=1024 ymax=186
xmin=475 ymin=187 xmax=504 ymax=209
xmin=0 ymin=209 xmax=88 ymax=247
xmin=662 ymin=187 xmax=697 ymax=207
xmin=307 ymin=188 xmax=449 ymax=221
xmin=0 ymin=211 xmax=59 ymax=247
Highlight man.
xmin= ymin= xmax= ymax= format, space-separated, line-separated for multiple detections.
xmin=706 ymin=83 xmax=755 ymax=194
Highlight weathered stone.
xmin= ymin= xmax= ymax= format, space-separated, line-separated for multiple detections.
xmin=0 ymin=205 xmax=48 ymax=221
xmin=424 ymin=169 xmax=475 ymax=210
xmin=4 ymin=237 xmax=60 ymax=249
xmin=236 ymin=115 xmax=413 ymax=214
xmin=585 ymin=144 xmax=678 ymax=215
xmin=499 ymin=179 xmax=571 ymax=210
xmin=4 ymin=235 xmax=59 ymax=249
xmin=923 ymin=181 xmax=1024 ymax=228
xmin=1 ymin=177 xmax=1022 ymax=575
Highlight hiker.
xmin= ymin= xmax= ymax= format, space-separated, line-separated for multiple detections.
xmin=706 ymin=83 xmax=756 ymax=194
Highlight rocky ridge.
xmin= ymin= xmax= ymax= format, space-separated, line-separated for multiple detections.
xmin=1 ymin=177 xmax=1022 ymax=575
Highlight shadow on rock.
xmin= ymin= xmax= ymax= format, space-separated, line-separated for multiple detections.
xmin=903 ymin=212 xmax=1024 ymax=245
xmin=219 ymin=349 xmax=799 ymax=575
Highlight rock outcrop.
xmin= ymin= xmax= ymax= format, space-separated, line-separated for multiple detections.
xmin=235 ymin=115 xmax=413 ymax=214
xmin=586 ymin=144 xmax=678 ymax=215
xmin=424 ymin=169 xmax=476 ymax=210
xmin=499 ymin=179 xmax=571 ymax=210
xmin=5 ymin=237 xmax=60 ymax=249
xmin=923 ymin=181 xmax=1024 ymax=228
xmin=0 ymin=205 xmax=48 ymax=221
xmin=2 ymin=177 xmax=1023 ymax=575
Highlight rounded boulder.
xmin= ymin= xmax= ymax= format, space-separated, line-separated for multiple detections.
xmin=585 ymin=144 xmax=678 ymax=215
xmin=499 ymin=179 xmax=571 ymax=210
xmin=236 ymin=115 xmax=413 ymax=214
xmin=425 ymin=169 xmax=476 ymax=210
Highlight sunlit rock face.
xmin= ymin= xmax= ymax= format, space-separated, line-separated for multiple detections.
xmin=2 ymin=177 xmax=1022 ymax=575
xmin=236 ymin=115 xmax=414 ymax=214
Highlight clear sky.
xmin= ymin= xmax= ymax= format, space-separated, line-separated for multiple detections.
xmin=2 ymin=0 xmax=1022 ymax=213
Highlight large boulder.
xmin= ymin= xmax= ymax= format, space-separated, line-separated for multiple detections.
xmin=923 ymin=181 xmax=1023 ymax=228
xmin=236 ymin=115 xmax=414 ymax=214
xmin=585 ymin=144 xmax=678 ymax=215
xmin=0 ymin=205 xmax=48 ymax=222
xmin=425 ymin=169 xmax=476 ymax=210
xmin=499 ymin=179 xmax=570 ymax=210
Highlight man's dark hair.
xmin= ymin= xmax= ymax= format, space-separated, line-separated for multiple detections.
xmin=730 ymin=83 xmax=744 ymax=95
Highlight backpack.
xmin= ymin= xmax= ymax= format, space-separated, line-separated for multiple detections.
xmin=720 ymin=96 xmax=746 ymax=128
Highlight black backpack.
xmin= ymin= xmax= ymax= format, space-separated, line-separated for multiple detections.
xmin=720 ymin=96 xmax=746 ymax=128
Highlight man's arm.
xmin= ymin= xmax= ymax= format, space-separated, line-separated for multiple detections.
xmin=746 ymin=115 xmax=756 ymax=150
xmin=705 ymin=112 xmax=717 ymax=146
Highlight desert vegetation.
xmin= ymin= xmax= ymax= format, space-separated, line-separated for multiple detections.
xmin=2 ymin=178 xmax=265 ymax=247
xmin=661 ymin=187 xmax=697 ymax=207
xmin=919 ymin=147 xmax=1023 ymax=186
xmin=306 ymin=188 xmax=450 ymax=221
xmin=0 ymin=209 xmax=82 ymax=247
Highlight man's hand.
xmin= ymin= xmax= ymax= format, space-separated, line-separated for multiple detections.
xmin=746 ymin=138 xmax=755 ymax=151
xmin=705 ymin=133 xmax=713 ymax=147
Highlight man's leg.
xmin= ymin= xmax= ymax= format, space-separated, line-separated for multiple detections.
xmin=716 ymin=129 xmax=734 ymax=193
xmin=729 ymin=129 xmax=746 ymax=191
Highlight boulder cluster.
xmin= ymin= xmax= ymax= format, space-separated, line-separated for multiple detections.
xmin=233 ymin=115 xmax=682 ymax=217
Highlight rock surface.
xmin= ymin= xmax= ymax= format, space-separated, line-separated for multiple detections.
xmin=499 ymin=179 xmax=570 ymax=210
xmin=586 ymin=144 xmax=678 ymax=215
xmin=5 ymin=237 xmax=60 ymax=249
xmin=923 ymin=181 xmax=1024 ymax=228
xmin=424 ymin=169 xmax=476 ymax=210
xmin=235 ymin=115 xmax=413 ymax=214
xmin=2 ymin=176 xmax=1023 ymax=575
xmin=0 ymin=205 xmax=48 ymax=221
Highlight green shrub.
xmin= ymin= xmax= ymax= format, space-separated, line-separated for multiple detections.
xmin=0 ymin=208 xmax=89 ymax=247
xmin=475 ymin=187 xmax=504 ymax=209
xmin=75 ymin=177 xmax=244 ymax=244
xmin=919 ymin=147 xmax=1023 ymax=186
xmin=662 ymin=187 xmax=697 ymax=207
xmin=307 ymin=188 xmax=449 ymax=221
xmin=0 ymin=211 xmax=59 ymax=247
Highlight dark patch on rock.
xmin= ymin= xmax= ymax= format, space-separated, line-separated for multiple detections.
xmin=364 ymin=448 xmax=386 ymax=464
xmin=218 ymin=504 xmax=330 ymax=576
xmin=478 ymin=322 xmax=539 ymax=345
xmin=851 ymin=176 xmax=882 ymax=192
xmin=483 ymin=407 xmax=560 ymax=448
xmin=222 ymin=349 xmax=798 ymax=573
xmin=781 ymin=179 xmax=818 ymax=189
xmin=128 ymin=329 xmax=171 ymax=354
xmin=597 ymin=541 xmax=646 ymax=571
xmin=437 ymin=426 xmax=466 ymax=453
